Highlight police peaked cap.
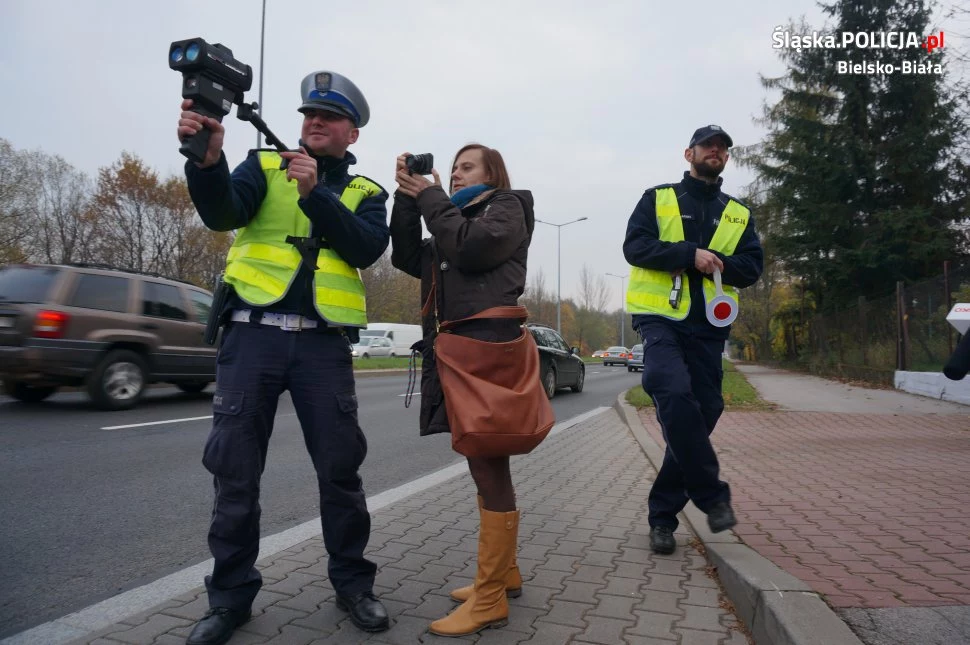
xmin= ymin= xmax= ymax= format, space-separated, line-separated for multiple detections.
xmin=298 ymin=70 xmax=370 ymax=127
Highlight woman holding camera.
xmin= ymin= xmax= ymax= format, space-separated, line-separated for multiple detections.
xmin=390 ymin=144 xmax=535 ymax=636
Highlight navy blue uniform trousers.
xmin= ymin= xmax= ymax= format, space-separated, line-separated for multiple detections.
xmin=202 ymin=321 xmax=376 ymax=611
xmin=638 ymin=319 xmax=730 ymax=530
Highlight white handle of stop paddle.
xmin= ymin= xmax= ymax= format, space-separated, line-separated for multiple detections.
xmin=706 ymin=267 xmax=737 ymax=327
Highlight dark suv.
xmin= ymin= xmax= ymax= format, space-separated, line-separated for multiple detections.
xmin=527 ymin=324 xmax=585 ymax=399
xmin=0 ymin=263 xmax=216 ymax=410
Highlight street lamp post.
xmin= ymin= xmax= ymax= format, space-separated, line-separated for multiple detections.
xmin=535 ymin=217 xmax=588 ymax=334
xmin=256 ymin=0 xmax=267 ymax=149
xmin=606 ymin=272 xmax=628 ymax=347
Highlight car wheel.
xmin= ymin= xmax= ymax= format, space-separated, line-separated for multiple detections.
xmin=571 ymin=365 xmax=585 ymax=393
xmin=87 ymin=349 xmax=147 ymax=410
xmin=628 ymin=366 xmax=633 ymax=372
xmin=362 ymin=353 xmax=370 ymax=359
xmin=176 ymin=381 xmax=210 ymax=394
xmin=3 ymin=380 xmax=58 ymax=403
xmin=542 ymin=365 xmax=557 ymax=399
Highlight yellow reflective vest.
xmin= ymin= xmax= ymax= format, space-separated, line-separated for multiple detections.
xmin=626 ymin=187 xmax=749 ymax=320
xmin=223 ymin=151 xmax=383 ymax=328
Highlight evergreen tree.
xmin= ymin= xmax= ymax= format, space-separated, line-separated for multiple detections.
xmin=742 ymin=1 xmax=969 ymax=310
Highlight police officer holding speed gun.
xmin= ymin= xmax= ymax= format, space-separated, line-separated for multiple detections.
xmin=176 ymin=67 xmax=390 ymax=642
xmin=623 ymin=125 xmax=763 ymax=557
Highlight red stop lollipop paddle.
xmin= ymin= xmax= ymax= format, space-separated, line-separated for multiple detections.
xmin=705 ymin=268 xmax=737 ymax=328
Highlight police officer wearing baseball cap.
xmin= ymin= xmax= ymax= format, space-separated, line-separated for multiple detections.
xmin=687 ymin=124 xmax=734 ymax=148
xmin=177 ymin=70 xmax=390 ymax=643
xmin=622 ymin=124 xmax=763 ymax=556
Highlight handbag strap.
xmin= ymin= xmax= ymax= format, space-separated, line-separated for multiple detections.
xmin=439 ymin=306 xmax=529 ymax=331
xmin=421 ymin=268 xmax=436 ymax=318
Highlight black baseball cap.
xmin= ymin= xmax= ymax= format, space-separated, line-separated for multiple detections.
xmin=689 ymin=125 xmax=733 ymax=148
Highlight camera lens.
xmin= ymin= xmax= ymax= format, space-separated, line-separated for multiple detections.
xmin=186 ymin=43 xmax=201 ymax=62
xmin=171 ymin=47 xmax=184 ymax=63
xmin=406 ymin=153 xmax=434 ymax=175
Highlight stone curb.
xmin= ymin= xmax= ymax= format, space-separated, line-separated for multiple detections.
xmin=613 ymin=395 xmax=864 ymax=645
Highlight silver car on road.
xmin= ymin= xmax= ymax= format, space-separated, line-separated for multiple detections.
xmin=627 ymin=343 xmax=644 ymax=372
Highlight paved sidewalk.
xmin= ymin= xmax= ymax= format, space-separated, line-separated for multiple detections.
xmin=11 ymin=363 xmax=964 ymax=645
xmin=31 ymin=410 xmax=748 ymax=645
xmin=632 ymin=364 xmax=970 ymax=645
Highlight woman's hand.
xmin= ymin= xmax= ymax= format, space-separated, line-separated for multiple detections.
xmin=395 ymin=152 xmax=441 ymax=197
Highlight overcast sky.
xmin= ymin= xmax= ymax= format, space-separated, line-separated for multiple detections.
xmin=1 ymin=0 xmax=955 ymax=305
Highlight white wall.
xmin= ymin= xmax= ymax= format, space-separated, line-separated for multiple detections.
xmin=895 ymin=371 xmax=970 ymax=406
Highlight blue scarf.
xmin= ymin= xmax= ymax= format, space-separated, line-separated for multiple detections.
xmin=450 ymin=184 xmax=493 ymax=209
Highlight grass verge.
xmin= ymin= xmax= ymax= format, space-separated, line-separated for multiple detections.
xmin=353 ymin=356 xmax=418 ymax=370
xmin=624 ymin=359 xmax=775 ymax=411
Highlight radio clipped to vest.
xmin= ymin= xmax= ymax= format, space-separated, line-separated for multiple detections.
xmin=669 ymin=273 xmax=683 ymax=310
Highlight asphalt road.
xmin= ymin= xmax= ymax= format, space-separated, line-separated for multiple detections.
xmin=0 ymin=363 xmax=641 ymax=638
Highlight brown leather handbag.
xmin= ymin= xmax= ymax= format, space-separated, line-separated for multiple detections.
xmin=433 ymin=306 xmax=555 ymax=458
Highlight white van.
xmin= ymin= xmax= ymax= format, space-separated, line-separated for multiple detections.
xmin=351 ymin=323 xmax=422 ymax=358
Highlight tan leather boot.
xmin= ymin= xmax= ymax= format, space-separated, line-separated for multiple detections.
xmin=429 ymin=509 xmax=518 ymax=636
xmin=450 ymin=497 xmax=522 ymax=601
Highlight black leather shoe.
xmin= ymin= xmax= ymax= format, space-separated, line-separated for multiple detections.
xmin=707 ymin=502 xmax=737 ymax=533
xmin=186 ymin=607 xmax=251 ymax=645
xmin=649 ymin=526 xmax=676 ymax=554
xmin=336 ymin=591 xmax=389 ymax=633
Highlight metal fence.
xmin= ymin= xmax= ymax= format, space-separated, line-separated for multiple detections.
xmin=797 ymin=262 xmax=969 ymax=385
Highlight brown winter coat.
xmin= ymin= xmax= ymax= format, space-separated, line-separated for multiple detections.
xmin=390 ymin=185 xmax=535 ymax=436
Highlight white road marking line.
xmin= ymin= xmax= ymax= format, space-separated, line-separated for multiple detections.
xmin=102 ymin=416 xmax=212 ymax=430
xmin=102 ymin=412 xmax=297 ymax=431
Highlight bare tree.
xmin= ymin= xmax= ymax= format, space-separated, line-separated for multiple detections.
xmin=91 ymin=153 xmax=167 ymax=272
xmin=570 ymin=265 xmax=610 ymax=351
xmin=152 ymin=176 xmax=232 ymax=286
xmin=361 ymin=251 xmax=421 ymax=324
xmin=23 ymin=152 xmax=95 ymax=264
xmin=85 ymin=153 xmax=231 ymax=286
xmin=577 ymin=264 xmax=610 ymax=312
xmin=0 ymin=139 xmax=32 ymax=264
xmin=521 ymin=267 xmax=554 ymax=327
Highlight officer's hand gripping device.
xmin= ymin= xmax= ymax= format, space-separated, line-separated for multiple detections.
xmin=169 ymin=38 xmax=295 ymax=170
